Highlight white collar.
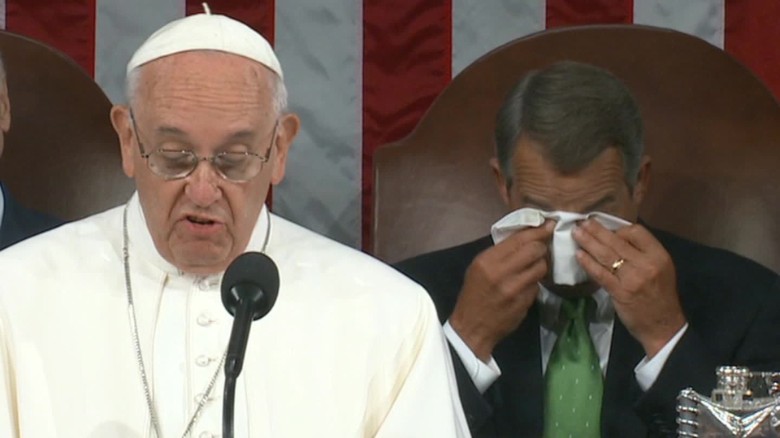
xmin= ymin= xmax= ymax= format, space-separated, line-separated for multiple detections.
xmin=537 ymin=284 xmax=614 ymax=330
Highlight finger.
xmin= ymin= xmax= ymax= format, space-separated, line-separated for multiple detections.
xmin=472 ymin=239 xmax=548 ymax=280
xmin=615 ymin=224 xmax=665 ymax=254
xmin=500 ymin=220 xmax=556 ymax=247
xmin=576 ymin=248 xmax=622 ymax=294
xmin=489 ymin=221 xmax=554 ymax=263
xmin=572 ymin=222 xmax=622 ymax=268
xmin=497 ymin=256 xmax=547 ymax=303
xmin=578 ymin=219 xmax=643 ymax=261
xmin=506 ymin=256 xmax=548 ymax=291
xmin=616 ymin=224 xmax=676 ymax=285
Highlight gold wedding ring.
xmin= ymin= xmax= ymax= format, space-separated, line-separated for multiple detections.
xmin=610 ymin=258 xmax=626 ymax=274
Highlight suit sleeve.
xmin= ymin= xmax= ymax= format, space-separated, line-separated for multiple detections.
xmin=447 ymin=343 xmax=495 ymax=433
xmin=635 ymin=276 xmax=780 ymax=437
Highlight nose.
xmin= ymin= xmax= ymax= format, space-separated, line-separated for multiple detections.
xmin=184 ymin=161 xmax=223 ymax=207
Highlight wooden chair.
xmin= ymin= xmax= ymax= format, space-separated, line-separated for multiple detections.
xmin=373 ymin=24 xmax=780 ymax=273
xmin=0 ymin=31 xmax=133 ymax=221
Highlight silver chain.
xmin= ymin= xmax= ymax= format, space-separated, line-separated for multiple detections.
xmin=122 ymin=202 xmax=271 ymax=437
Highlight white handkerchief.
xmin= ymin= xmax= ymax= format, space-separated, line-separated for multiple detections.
xmin=490 ymin=208 xmax=631 ymax=285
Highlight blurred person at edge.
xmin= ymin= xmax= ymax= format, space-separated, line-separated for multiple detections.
xmin=0 ymin=53 xmax=63 ymax=249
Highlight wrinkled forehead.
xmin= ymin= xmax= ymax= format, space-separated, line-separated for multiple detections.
xmin=133 ymin=51 xmax=275 ymax=117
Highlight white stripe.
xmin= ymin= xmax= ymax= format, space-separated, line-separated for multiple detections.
xmin=452 ymin=0 xmax=545 ymax=77
xmin=634 ymin=0 xmax=725 ymax=48
xmin=274 ymin=0 xmax=363 ymax=247
xmin=95 ymin=0 xmax=185 ymax=103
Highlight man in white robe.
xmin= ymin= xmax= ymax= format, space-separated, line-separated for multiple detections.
xmin=0 ymin=10 xmax=469 ymax=438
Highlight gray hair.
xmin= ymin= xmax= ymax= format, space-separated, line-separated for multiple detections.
xmin=495 ymin=61 xmax=644 ymax=187
xmin=125 ymin=61 xmax=288 ymax=116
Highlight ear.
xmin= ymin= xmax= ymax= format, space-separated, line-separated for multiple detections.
xmin=110 ymin=105 xmax=137 ymax=178
xmin=270 ymin=112 xmax=300 ymax=185
xmin=631 ymin=155 xmax=652 ymax=208
xmin=0 ymin=80 xmax=11 ymax=133
xmin=490 ymin=157 xmax=512 ymax=207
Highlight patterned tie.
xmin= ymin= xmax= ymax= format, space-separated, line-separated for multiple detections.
xmin=544 ymin=298 xmax=603 ymax=438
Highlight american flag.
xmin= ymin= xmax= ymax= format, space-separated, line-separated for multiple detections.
xmin=2 ymin=0 xmax=778 ymax=250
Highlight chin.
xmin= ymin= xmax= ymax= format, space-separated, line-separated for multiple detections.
xmin=177 ymin=258 xmax=231 ymax=276
xmin=543 ymin=279 xmax=600 ymax=299
xmin=172 ymin=247 xmax=232 ymax=275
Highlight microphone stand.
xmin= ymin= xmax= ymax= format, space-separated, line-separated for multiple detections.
xmin=222 ymin=297 xmax=256 ymax=438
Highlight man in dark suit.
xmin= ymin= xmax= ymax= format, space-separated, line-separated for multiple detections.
xmin=395 ymin=61 xmax=780 ymax=437
xmin=0 ymin=54 xmax=62 ymax=250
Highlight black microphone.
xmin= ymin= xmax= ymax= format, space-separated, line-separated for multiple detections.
xmin=221 ymin=251 xmax=279 ymax=438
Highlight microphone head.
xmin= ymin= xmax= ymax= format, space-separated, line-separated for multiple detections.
xmin=221 ymin=252 xmax=280 ymax=320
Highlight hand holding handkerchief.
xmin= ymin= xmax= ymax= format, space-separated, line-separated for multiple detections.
xmin=491 ymin=208 xmax=631 ymax=285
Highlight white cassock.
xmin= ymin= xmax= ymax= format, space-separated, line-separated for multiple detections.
xmin=0 ymin=193 xmax=470 ymax=438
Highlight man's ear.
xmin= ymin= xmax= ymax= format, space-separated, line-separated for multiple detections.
xmin=631 ymin=155 xmax=652 ymax=208
xmin=490 ymin=157 xmax=512 ymax=207
xmin=0 ymin=81 xmax=11 ymax=133
xmin=110 ymin=105 xmax=137 ymax=178
xmin=270 ymin=112 xmax=300 ymax=185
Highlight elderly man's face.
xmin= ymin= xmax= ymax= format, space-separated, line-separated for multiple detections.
xmin=492 ymin=134 xmax=650 ymax=296
xmin=112 ymin=51 xmax=299 ymax=275
xmin=496 ymin=134 xmax=649 ymax=221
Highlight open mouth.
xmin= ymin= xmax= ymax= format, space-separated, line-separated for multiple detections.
xmin=187 ymin=215 xmax=217 ymax=226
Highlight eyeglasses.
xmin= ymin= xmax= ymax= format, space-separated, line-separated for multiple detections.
xmin=129 ymin=110 xmax=278 ymax=182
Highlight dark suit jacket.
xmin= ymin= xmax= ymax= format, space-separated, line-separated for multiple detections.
xmin=0 ymin=184 xmax=63 ymax=250
xmin=395 ymin=228 xmax=780 ymax=437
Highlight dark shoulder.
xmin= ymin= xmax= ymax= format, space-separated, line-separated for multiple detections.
xmin=393 ymin=236 xmax=493 ymax=322
xmin=395 ymin=235 xmax=493 ymax=282
xmin=651 ymin=226 xmax=779 ymax=292
xmin=16 ymin=204 xmax=64 ymax=231
xmin=1 ymin=192 xmax=65 ymax=250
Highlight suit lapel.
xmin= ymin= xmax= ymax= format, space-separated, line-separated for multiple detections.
xmin=602 ymin=317 xmax=646 ymax=435
xmin=490 ymin=303 xmax=545 ymax=437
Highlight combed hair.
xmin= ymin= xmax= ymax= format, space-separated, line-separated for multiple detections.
xmin=495 ymin=61 xmax=644 ymax=186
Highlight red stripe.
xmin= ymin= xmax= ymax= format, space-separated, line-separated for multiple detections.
xmin=5 ymin=0 xmax=97 ymax=76
xmin=186 ymin=0 xmax=276 ymax=206
xmin=546 ymin=0 xmax=633 ymax=28
xmin=362 ymin=0 xmax=453 ymax=251
xmin=725 ymin=0 xmax=780 ymax=100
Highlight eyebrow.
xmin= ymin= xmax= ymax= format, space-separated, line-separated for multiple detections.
xmin=520 ymin=194 xmax=616 ymax=212
xmin=520 ymin=195 xmax=553 ymax=211
xmin=154 ymin=125 xmax=188 ymax=138
xmin=223 ymin=130 xmax=259 ymax=144
xmin=583 ymin=194 xmax=616 ymax=212
xmin=153 ymin=126 xmax=259 ymax=147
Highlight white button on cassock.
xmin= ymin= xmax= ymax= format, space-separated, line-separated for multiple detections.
xmin=195 ymin=355 xmax=213 ymax=367
xmin=196 ymin=314 xmax=214 ymax=326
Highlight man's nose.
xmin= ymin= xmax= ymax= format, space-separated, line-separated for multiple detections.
xmin=184 ymin=161 xmax=223 ymax=207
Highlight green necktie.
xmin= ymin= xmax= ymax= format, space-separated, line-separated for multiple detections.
xmin=544 ymin=298 xmax=603 ymax=438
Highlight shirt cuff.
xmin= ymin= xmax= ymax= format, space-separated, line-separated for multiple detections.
xmin=443 ymin=320 xmax=502 ymax=394
xmin=634 ymin=323 xmax=689 ymax=391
